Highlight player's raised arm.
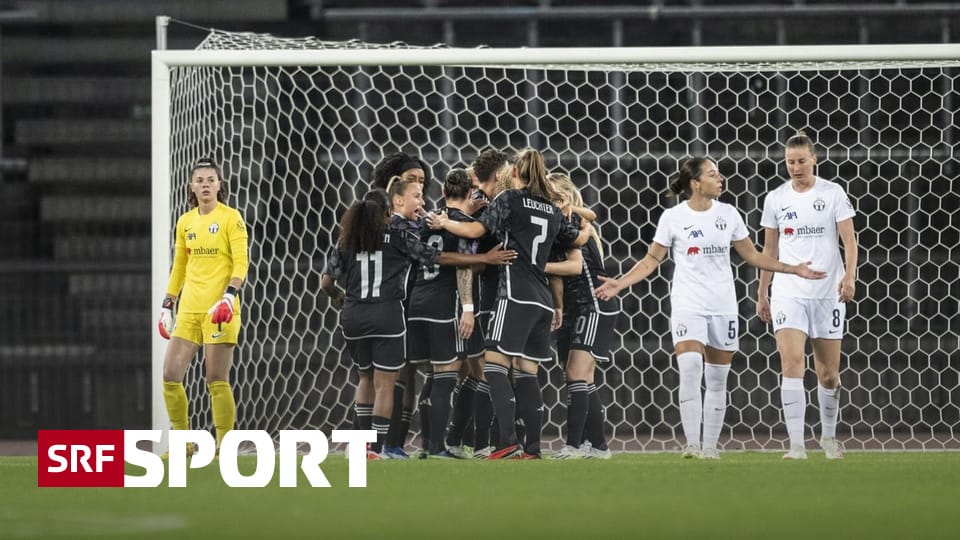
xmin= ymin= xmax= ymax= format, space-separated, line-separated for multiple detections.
xmin=545 ymin=247 xmax=584 ymax=277
xmin=426 ymin=209 xmax=487 ymax=239
xmin=732 ymin=237 xmax=827 ymax=280
xmin=594 ymin=242 xmax=668 ymax=300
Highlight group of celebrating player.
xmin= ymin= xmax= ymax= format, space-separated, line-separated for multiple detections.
xmin=159 ymin=129 xmax=858 ymax=461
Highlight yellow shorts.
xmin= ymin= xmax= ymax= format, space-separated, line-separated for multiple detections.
xmin=171 ymin=312 xmax=242 ymax=345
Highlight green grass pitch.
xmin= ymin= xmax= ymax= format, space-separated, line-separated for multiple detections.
xmin=5 ymin=452 xmax=960 ymax=539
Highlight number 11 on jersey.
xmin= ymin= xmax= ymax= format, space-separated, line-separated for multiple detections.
xmin=357 ymin=251 xmax=383 ymax=298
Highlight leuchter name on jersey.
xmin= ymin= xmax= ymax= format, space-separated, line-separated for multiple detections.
xmin=522 ymin=197 xmax=555 ymax=214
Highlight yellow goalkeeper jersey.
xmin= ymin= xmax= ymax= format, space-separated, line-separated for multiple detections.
xmin=166 ymin=203 xmax=249 ymax=314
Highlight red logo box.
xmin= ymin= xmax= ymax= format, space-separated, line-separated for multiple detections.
xmin=38 ymin=430 xmax=125 ymax=487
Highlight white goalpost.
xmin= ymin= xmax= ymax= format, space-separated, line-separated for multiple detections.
xmin=151 ymin=31 xmax=960 ymax=452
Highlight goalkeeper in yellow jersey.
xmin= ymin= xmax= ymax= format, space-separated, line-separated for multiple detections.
xmin=157 ymin=158 xmax=249 ymax=454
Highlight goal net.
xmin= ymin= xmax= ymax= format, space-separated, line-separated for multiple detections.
xmin=152 ymin=30 xmax=960 ymax=452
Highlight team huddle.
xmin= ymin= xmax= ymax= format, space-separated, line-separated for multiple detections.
xmin=159 ymin=130 xmax=858 ymax=461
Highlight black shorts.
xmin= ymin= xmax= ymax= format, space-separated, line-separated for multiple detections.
xmin=341 ymin=300 xmax=405 ymax=339
xmin=341 ymin=300 xmax=406 ymax=372
xmin=462 ymin=311 xmax=491 ymax=359
xmin=345 ymin=335 xmax=406 ymax=372
xmin=566 ymin=310 xmax=618 ymax=364
xmin=407 ymin=318 xmax=462 ymax=365
xmin=485 ymin=298 xmax=554 ymax=362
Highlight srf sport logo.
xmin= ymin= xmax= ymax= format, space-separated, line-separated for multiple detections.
xmin=38 ymin=429 xmax=375 ymax=488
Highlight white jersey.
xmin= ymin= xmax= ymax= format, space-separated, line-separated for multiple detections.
xmin=760 ymin=176 xmax=855 ymax=299
xmin=653 ymin=200 xmax=749 ymax=316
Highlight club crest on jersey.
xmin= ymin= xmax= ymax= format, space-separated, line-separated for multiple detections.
xmin=675 ymin=324 xmax=688 ymax=337
xmin=209 ymin=223 xmax=220 ymax=234
xmin=715 ymin=217 xmax=727 ymax=231
xmin=813 ymin=198 xmax=826 ymax=212
xmin=775 ymin=311 xmax=786 ymax=325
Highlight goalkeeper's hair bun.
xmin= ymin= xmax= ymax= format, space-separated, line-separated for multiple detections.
xmin=191 ymin=158 xmax=223 ymax=177
xmin=194 ymin=157 xmax=218 ymax=168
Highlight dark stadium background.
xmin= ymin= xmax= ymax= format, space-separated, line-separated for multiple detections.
xmin=0 ymin=0 xmax=957 ymax=446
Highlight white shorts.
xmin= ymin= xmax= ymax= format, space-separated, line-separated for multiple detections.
xmin=770 ymin=297 xmax=845 ymax=339
xmin=671 ymin=312 xmax=739 ymax=351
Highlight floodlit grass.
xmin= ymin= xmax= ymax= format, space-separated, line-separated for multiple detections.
xmin=5 ymin=452 xmax=960 ymax=539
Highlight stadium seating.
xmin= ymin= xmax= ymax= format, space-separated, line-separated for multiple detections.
xmin=0 ymin=0 xmax=288 ymax=436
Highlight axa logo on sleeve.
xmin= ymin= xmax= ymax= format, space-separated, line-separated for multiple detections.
xmin=38 ymin=429 xmax=376 ymax=488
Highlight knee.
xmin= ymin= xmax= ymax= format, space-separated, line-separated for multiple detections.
xmin=205 ymin=373 xmax=230 ymax=385
xmin=162 ymin=361 xmax=187 ymax=383
xmin=818 ymin=372 xmax=840 ymax=389
xmin=565 ymin=363 xmax=591 ymax=382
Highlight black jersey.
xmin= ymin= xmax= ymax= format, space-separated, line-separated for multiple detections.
xmin=389 ymin=213 xmax=423 ymax=234
xmin=548 ymin=220 xmax=579 ymax=314
xmin=324 ymin=227 xmax=440 ymax=304
xmin=409 ymin=208 xmax=478 ymax=320
xmin=471 ymin=198 xmax=501 ymax=314
xmin=479 ymin=188 xmax=579 ymax=311
xmin=388 ymin=213 xmax=425 ymax=308
xmin=563 ymin=214 xmax=618 ymax=315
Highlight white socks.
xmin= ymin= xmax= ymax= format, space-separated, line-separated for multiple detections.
xmin=781 ymin=376 xmax=806 ymax=447
xmin=676 ymin=352 xmax=703 ymax=447
xmin=702 ymin=363 xmax=731 ymax=451
xmin=818 ymin=384 xmax=840 ymax=439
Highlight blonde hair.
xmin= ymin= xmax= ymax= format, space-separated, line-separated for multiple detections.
xmin=547 ymin=172 xmax=583 ymax=207
xmin=493 ymin=163 xmax=514 ymax=196
xmin=513 ymin=148 xmax=558 ymax=203
xmin=386 ymin=174 xmax=419 ymax=199
xmin=786 ymin=129 xmax=817 ymax=156
xmin=547 ymin=171 xmax=603 ymax=258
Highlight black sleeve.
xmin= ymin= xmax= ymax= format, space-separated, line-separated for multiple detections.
xmin=398 ymin=230 xmax=440 ymax=267
xmin=323 ymin=246 xmax=343 ymax=279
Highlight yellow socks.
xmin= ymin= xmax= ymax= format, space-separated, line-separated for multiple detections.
xmin=165 ymin=380 xmax=235 ymax=450
xmin=208 ymin=381 xmax=236 ymax=449
xmin=162 ymin=381 xmax=189 ymax=431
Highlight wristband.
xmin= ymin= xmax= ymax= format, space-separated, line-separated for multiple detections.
xmin=461 ymin=304 xmax=474 ymax=313
xmin=162 ymin=297 xmax=175 ymax=309
xmin=225 ymin=285 xmax=238 ymax=296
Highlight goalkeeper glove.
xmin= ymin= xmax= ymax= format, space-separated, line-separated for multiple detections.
xmin=158 ymin=297 xmax=175 ymax=339
xmin=209 ymin=287 xmax=237 ymax=325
